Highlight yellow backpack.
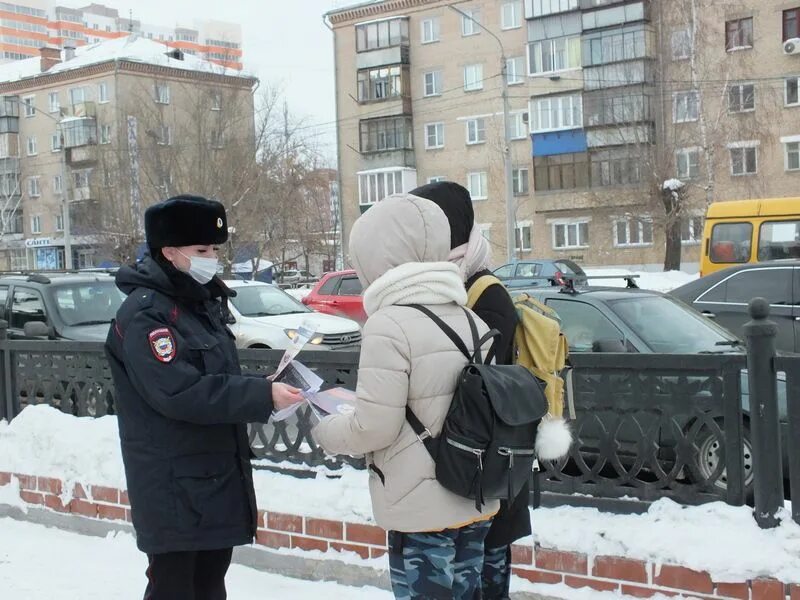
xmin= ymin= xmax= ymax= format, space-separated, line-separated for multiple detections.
xmin=467 ymin=275 xmax=569 ymax=420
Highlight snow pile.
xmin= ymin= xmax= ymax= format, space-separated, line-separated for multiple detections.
xmin=0 ymin=477 xmax=26 ymax=513
xmin=662 ymin=179 xmax=685 ymax=191
xmin=285 ymin=287 xmax=312 ymax=301
xmin=516 ymin=580 xmax=699 ymax=600
xmin=584 ymin=268 xmax=698 ymax=293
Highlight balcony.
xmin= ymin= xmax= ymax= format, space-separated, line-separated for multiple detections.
xmin=357 ymin=65 xmax=411 ymax=112
xmin=66 ymin=145 xmax=97 ymax=166
xmin=0 ymin=133 xmax=19 ymax=158
xmin=355 ymin=17 xmax=409 ymax=70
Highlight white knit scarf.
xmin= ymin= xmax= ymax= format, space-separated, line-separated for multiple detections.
xmin=448 ymin=225 xmax=491 ymax=281
xmin=363 ymin=261 xmax=468 ymax=317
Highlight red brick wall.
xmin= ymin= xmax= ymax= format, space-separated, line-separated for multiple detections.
xmin=1 ymin=470 xmax=796 ymax=600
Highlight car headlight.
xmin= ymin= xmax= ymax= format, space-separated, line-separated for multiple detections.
xmin=284 ymin=329 xmax=324 ymax=345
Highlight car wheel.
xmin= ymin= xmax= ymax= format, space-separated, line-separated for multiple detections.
xmin=693 ymin=420 xmax=754 ymax=499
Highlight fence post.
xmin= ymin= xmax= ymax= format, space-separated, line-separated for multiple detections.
xmin=743 ymin=298 xmax=783 ymax=528
xmin=0 ymin=319 xmax=7 ymax=422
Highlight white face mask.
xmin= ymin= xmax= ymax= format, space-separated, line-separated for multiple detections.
xmin=178 ymin=251 xmax=218 ymax=285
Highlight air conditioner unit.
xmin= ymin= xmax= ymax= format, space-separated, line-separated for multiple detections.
xmin=522 ymin=111 xmax=530 ymax=124
xmin=784 ymin=38 xmax=800 ymax=55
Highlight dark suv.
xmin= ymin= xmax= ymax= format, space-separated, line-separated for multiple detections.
xmin=0 ymin=272 xmax=125 ymax=341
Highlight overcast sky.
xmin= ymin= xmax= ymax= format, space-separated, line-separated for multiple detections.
xmin=64 ymin=0 xmax=343 ymax=161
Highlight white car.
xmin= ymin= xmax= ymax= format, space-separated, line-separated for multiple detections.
xmin=224 ymin=280 xmax=361 ymax=350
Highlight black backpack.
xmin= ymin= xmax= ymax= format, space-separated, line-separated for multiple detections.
xmin=405 ymin=305 xmax=548 ymax=512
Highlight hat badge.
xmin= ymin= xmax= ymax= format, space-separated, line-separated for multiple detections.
xmin=216 ymin=217 xmax=223 ymax=229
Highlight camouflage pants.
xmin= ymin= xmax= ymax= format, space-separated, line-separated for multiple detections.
xmin=480 ymin=545 xmax=512 ymax=600
xmin=388 ymin=519 xmax=492 ymax=600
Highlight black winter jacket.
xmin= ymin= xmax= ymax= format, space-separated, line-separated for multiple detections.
xmin=105 ymin=256 xmax=272 ymax=554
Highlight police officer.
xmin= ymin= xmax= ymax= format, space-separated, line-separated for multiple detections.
xmin=105 ymin=195 xmax=303 ymax=600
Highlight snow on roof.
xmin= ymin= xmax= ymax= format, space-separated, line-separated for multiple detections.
xmin=0 ymin=35 xmax=254 ymax=85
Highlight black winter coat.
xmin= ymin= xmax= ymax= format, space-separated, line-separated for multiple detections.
xmin=105 ymin=256 xmax=272 ymax=554
xmin=467 ymin=269 xmax=531 ymax=549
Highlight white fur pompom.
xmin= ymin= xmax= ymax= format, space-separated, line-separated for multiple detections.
xmin=535 ymin=416 xmax=572 ymax=461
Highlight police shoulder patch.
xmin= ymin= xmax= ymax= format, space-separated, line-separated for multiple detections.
xmin=148 ymin=327 xmax=176 ymax=363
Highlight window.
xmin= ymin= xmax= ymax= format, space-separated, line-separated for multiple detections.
xmin=512 ymin=167 xmax=529 ymax=195
xmin=428 ymin=176 xmax=446 ymax=183
xmin=10 ymin=289 xmax=46 ymax=330
xmin=591 ymin=149 xmax=642 ymax=186
xmin=425 ymin=122 xmax=444 ymax=149
xmin=786 ymin=77 xmax=799 ymax=107
xmin=211 ymin=92 xmax=222 ymax=111
xmin=706 ymin=269 xmax=794 ymax=306
xmin=552 ymin=221 xmax=589 ymax=249
xmin=48 ymin=92 xmax=59 ymax=113
xmin=51 ymin=133 xmax=61 ymax=152
xmin=338 ymin=277 xmax=363 ymax=296
xmin=461 ymin=8 xmax=480 ymax=36
xmin=421 ymin=17 xmax=440 ymax=43
xmin=73 ymin=170 xmax=90 ymax=188
xmin=508 ymin=112 xmax=527 ymax=140
xmin=358 ymin=169 xmax=405 ymax=205
xmin=53 ymin=174 xmax=62 ymax=194
xmin=98 ymin=82 xmax=109 ymax=103
xmin=22 ymin=95 xmax=34 ymax=117
xmin=359 ymin=116 xmax=413 ymax=153
xmin=583 ymin=28 xmax=649 ymax=66
xmin=26 ymin=136 xmax=36 ymax=156
xmin=478 ymin=223 xmax=491 ymax=243
xmin=709 ymin=222 xmax=753 ymax=263
xmin=671 ymin=29 xmax=691 ymax=59
xmin=515 ymin=222 xmax=532 ymax=252
xmin=103 ymin=168 xmax=114 ymax=187
xmin=728 ymin=83 xmax=755 ymax=113
xmin=533 ymin=153 xmax=590 ymax=191
xmin=55 ymin=213 xmax=64 ymax=231
xmin=467 ymin=171 xmax=488 ymax=200
xmin=100 ymin=124 xmax=111 ymax=144
xmin=464 ymin=64 xmax=483 ymax=91
xmin=27 ymin=176 xmax=40 ymax=197
xmin=31 ymin=215 xmax=41 ymax=234
xmin=729 ymin=144 xmax=758 ymax=175
xmin=9 ymin=250 xmax=26 ymax=271
xmin=356 ymin=18 xmax=409 ymax=52
xmin=154 ymin=83 xmax=170 ymax=104
xmin=528 ymin=36 xmax=581 ymax=75
xmin=726 ymin=17 xmax=753 ymax=51
xmin=547 ymin=299 xmax=623 ymax=353
xmin=506 ymin=56 xmax=524 ymax=85
xmin=784 ymin=7 xmax=800 ymax=41
xmin=530 ymin=0 xmax=578 ymax=17
xmin=673 ymin=91 xmax=699 ymax=123
xmin=760 ymin=221 xmax=800 ymax=261
xmin=157 ymin=125 xmax=173 ymax=146
xmin=531 ymin=94 xmax=582 ymax=132
xmin=69 ymin=87 xmax=85 ymax=105
xmin=786 ymin=140 xmax=800 ymax=171
xmin=676 ymin=148 xmax=699 ymax=179
xmin=614 ymin=217 xmax=653 ymax=247
xmin=358 ymin=65 xmax=404 ymax=102
xmin=465 ymin=118 xmax=486 ymax=144
xmin=211 ymin=131 xmax=224 ymax=149
xmin=501 ymin=1 xmax=522 ymax=29
xmin=681 ymin=216 xmax=703 ymax=245
xmin=423 ymin=70 xmax=442 ymax=97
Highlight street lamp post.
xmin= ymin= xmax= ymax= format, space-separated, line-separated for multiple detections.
xmin=448 ymin=5 xmax=517 ymax=263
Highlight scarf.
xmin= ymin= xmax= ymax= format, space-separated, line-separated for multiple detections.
xmin=363 ymin=261 xmax=468 ymax=317
xmin=448 ymin=225 xmax=491 ymax=281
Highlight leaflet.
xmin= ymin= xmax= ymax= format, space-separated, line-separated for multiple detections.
xmin=306 ymin=387 xmax=357 ymax=421
xmin=270 ymin=360 xmax=324 ymax=422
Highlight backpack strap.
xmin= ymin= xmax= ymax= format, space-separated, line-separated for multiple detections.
xmin=466 ymin=275 xmax=504 ymax=309
xmin=408 ymin=304 xmax=500 ymax=365
xmin=404 ymin=406 xmax=439 ymax=458
xmin=408 ymin=304 xmax=472 ymax=361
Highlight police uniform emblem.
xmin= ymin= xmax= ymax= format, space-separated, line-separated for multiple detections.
xmin=148 ymin=328 xmax=176 ymax=363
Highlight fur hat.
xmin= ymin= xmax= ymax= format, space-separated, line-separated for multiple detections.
xmin=145 ymin=195 xmax=228 ymax=249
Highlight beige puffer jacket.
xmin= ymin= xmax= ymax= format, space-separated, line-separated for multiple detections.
xmin=312 ymin=194 xmax=499 ymax=533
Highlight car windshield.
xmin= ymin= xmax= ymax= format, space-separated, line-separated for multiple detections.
xmin=608 ymin=295 xmax=740 ymax=353
xmin=230 ymin=285 xmax=309 ymax=317
xmin=53 ymin=281 xmax=126 ymax=327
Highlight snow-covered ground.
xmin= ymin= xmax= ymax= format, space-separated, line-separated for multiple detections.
xmin=285 ymin=286 xmax=312 ymax=301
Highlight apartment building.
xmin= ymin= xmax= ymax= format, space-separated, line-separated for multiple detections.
xmin=0 ymin=34 xmax=256 ymax=270
xmin=326 ymin=0 xmax=800 ymax=270
xmin=0 ymin=1 xmax=243 ymax=69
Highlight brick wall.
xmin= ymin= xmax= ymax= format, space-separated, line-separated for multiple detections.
xmin=1 ymin=470 xmax=797 ymax=600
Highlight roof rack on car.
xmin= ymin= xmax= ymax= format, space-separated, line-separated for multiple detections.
xmin=557 ymin=274 xmax=640 ymax=295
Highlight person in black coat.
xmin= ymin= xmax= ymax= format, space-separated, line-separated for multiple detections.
xmin=105 ymin=195 xmax=303 ymax=600
xmin=411 ymin=182 xmax=526 ymax=600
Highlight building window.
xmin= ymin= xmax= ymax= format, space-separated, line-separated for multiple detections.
xmin=48 ymin=92 xmax=60 ymax=113
xmin=583 ymin=28 xmax=648 ymax=66
xmin=673 ymin=91 xmax=699 ymax=123
xmin=55 ymin=213 xmax=64 ymax=232
xmin=479 ymin=223 xmax=492 ymax=243
xmin=784 ymin=7 xmax=800 ymax=41
xmin=358 ymin=169 xmax=405 ymax=205
xmin=784 ymin=140 xmax=800 ymax=171
xmin=501 ymin=1 xmax=522 ymax=30
xmin=154 ymin=83 xmax=170 ymax=104
xmin=359 ymin=116 xmax=413 ymax=153
xmin=425 ymin=122 xmax=444 ymax=149
xmin=211 ymin=92 xmax=222 ymax=111
xmin=423 ymin=70 xmax=442 ymax=97
xmin=98 ymin=82 xmax=109 ymax=103
xmin=508 ymin=112 xmax=527 ymax=140
xmin=591 ymin=149 xmax=642 ymax=186
xmin=23 ymin=95 xmax=35 ymax=117
xmin=461 ymin=8 xmax=481 ymax=37
xmin=786 ymin=76 xmax=800 ymax=106
xmin=512 ymin=167 xmax=529 ymax=195
xmin=356 ymin=18 xmax=409 ymax=52
xmin=421 ymin=17 xmax=440 ymax=44
xmin=506 ymin=56 xmax=524 ymax=85
xmin=515 ymin=222 xmax=532 ymax=252
xmin=26 ymin=136 xmax=37 ymax=156
xmin=9 ymin=248 xmax=27 ymax=269
xmin=584 ymin=92 xmax=652 ymax=127
xmin=464 ymin=64 xmax=483 ymax=91
xmin=528 ymin=36 xmax=581 ymax=76
xmin=676 ymin=148 xmax=700 ymax=180
xmin=74 ymin=170 xmax=90 ymax=188
xmin=465 ymin=118 xmax=486 ymax=144
xmin=358 ymin=65 xmax=404 ymax=102
xmin=729 ymin=144 xmax=758 ymax=175
xmin=466 ymin=171 xmax=488 ymax=200
xmin=69 ymin=87 xmax=85 ymax=105
xmin=211 ymin=131 xmax=224 ymax=149
xmin=671 ymin=29 xmax=691 ymax=59
xmin=728 ymin=83 xmax=755 ymax=113
xmin=614 ymin=217 xmax=653 ymax=247
xmin=157 ymin=125 xmax=173 ymax=146
xmin=53 ymin=174 xmax=62 ymax=194
xmin=530 ymin=0 xmax=578 ymax=17
xmin=553 ymin=221 xmax=589 ymax=249
xmin=51 ymin=133 xmax=61 ymax=152
xmin=428 ymin=176 xmax=446 ymax=183
xmin=31 ymin=215 xmax=41 ymax=234
xmin=726 ymin=17 xmax=753 ymax=51
xmin=531 ymin=93 xmax=582 ymax=132
xmin=27 ymin=176 xmax=40 ymax=198
xmin=681 ymin=216 xmax=703 ymax=245
xmin=534 ymin=153 xmax=590 ymax=191
xmin=100 ymin=124 xmax=111 ymax=144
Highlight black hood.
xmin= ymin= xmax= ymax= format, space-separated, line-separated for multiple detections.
xmin=115 ymin=254 xmax=233 ymax=302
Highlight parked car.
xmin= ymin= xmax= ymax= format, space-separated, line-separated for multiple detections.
xmin=224 ymin=279 xmax=361 ymax=350
xmin=275 ymin=269 xmax=318 ymax=287
xmin=670 ymin=260 xmax=799 ymax=354
xmin=301 ymin=270 xmax=367 ymax=324
xmin=493 ymin=259 xmax=589 ymax=289
xmin=0 ymin=273 xmax=124 ymax=341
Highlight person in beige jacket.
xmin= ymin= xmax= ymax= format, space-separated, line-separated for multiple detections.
xmin=313 ymin=193 xmax=499 ymax=600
